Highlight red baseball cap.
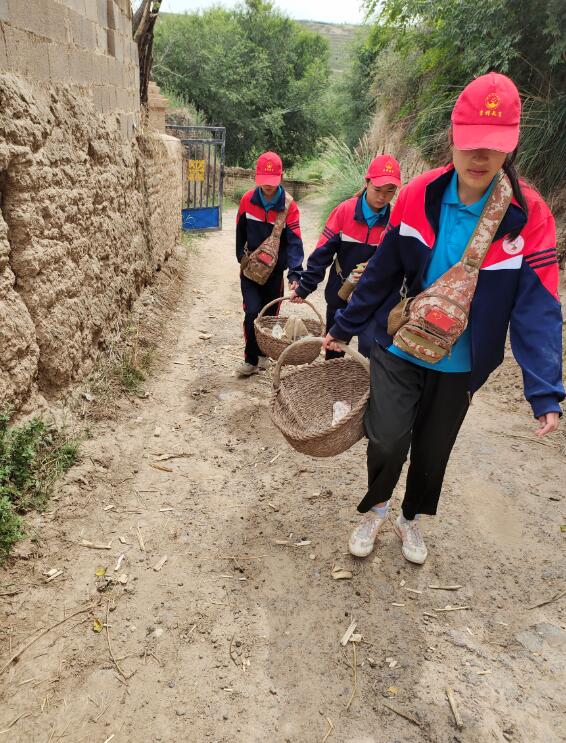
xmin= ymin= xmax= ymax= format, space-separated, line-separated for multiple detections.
xmin=451 ymin=72 xmax=521 ymax=153
xmin=255 ymin=151 xmax=283 ymax=186
xmin=365 ymin=155 xmax=401 ymax=187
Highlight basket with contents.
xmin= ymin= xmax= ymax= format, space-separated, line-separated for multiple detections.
xmin=270 ymin=337 xmax=370 ymax=457
xmin=254 ymin=296 xmax=324 ymax=365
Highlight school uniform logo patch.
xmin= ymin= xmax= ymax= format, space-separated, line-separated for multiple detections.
xmin=502 ymin=235 xmax=524 ymax=255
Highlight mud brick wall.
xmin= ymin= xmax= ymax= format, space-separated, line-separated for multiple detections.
xmin=0 ymin=2 xmax=183 ymax=411
xmin=223 ymin=167 xmax=318 ymax=202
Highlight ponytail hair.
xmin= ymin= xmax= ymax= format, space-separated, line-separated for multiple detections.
xmin=503 ymin=148 xmax=528 ymax=217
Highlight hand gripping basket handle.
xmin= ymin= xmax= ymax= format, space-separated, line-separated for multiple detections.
xmin=272 ymin=337 xmax=370 ymax=392
xmin=257 ymin=295 xmax=324 ymax=328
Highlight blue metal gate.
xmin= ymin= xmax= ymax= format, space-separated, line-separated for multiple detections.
xmin=166 ymin=125 xmax=226 ymax=231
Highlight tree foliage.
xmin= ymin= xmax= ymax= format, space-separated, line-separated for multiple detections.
xmin=153 ymin=1 xmax=332 ymax=166
xmin=349 ymin=0 xmax=566 ymax=193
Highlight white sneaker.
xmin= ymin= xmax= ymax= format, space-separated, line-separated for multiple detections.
xmin=258 ymin=356 xmax=271 ymax=370
xmin=394 ymin=515 xmax=427 ymax=564
xmin=349 ymin=513 xmax=387 ymax=557
xmin=235 ymin=361 xmax=259 ymax=377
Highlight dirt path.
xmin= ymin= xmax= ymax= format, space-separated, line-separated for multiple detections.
xmin=1 ymin=196 xmax=565 ymax=743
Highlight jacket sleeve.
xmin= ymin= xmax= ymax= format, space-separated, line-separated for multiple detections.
xmin=329 ymin=189 xmax=407 ymax=342
xmin=296 ymin=204 xmax=343 ymax=299
xmin=236 ymin=196 xmax=248 ymax=263
xmin=284 ymin=200 xmax=304 ymax=282
xmin=509 ymin=212 xmax=564 ymax=418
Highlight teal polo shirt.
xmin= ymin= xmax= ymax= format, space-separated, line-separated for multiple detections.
xmin=258 ymin=185 xmax=283 ymax=211
xmin=362 ymin=193 xmax=387 ymax=228
xmin=388 ymin=171 xmax=495 ymax=373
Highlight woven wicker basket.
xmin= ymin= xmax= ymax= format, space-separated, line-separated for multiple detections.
xmin=270 ymin=337 xmax=370 ymax=458
xmin=254 ymin=296 xmax=324 ymax=364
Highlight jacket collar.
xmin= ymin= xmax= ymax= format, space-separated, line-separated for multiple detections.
xmin=354 ymin=191 xmax=390 ymax=226
xmin=251 ymin=186 xmax=286 ymax=211
xmin=425 ymin=165 xmax=527 ymax=241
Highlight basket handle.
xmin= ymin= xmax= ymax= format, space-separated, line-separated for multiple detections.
xmin=257 ymin=295 xmax=324 ymax=328
xmin=272 ymin=337 xmax=370 ymax=391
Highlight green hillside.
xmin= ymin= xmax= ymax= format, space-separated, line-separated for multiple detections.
xmin=299 ymin=21 xmax=362 ymax=75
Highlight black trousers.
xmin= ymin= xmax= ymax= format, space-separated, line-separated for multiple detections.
xmin=360 ymin=345 xmax=470 ymax=519
xmin=241 ymin=271 xmax=284 ymax=365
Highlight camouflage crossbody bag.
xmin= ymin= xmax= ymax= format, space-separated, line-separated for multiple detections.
xmin=241 ymin=193 xmax=293 ymax=285
xmin=387 ymin=171 xmax=513 ymax=364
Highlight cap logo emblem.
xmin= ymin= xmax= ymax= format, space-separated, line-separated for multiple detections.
xmin=479 ymin=92 xmax=502 ymax=118
xmin=384 ymin=161 xmax=394 ymax=173
xmin=266 ymin=161 xmax=274 ymax=172
xmin=485 ymin=93 xmax=500 ymax=109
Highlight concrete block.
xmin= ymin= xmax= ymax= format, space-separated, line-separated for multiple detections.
xmin=47 ymin=42 xmax=70 ymax=82
xmin=94 ymin=51 xmax=108 ymax=84
xmin=5 ymin=26 xmax=50 ymax=80
xmin=69 ymin=10 xmax=96 ymax=50
xmin=92 ymin=84 xmax=104 ymax=113
xmin=106 ymin=0 xmax=116 ymax=30
xmin=0 ymin=22 xmax=8 ymax=69
xmin=0 ymin=0 xmax=9 ymax=22
xmin=113 ymin=31 xmax=123 ymax=62
xmin=8 ymin=0 xmax=48 ymax=39
xmin=97 ymin=0 xmax=107 ymax=27
xmin=115 ymin=86 xmax=129 ymax=111
xmin=106 ymin=27 xmax=115 ymax=57
xmin=84 ymin=0 xmax=98 ymax=23
xmin=69 ymin=47 xmax=95 ymax=84
xmin=106 ymin=85 xmax=117 ymax=112
xmin=45 ymin=2 xmax=69 ymax=45
xmin=95 ymin=23 xmax=107 ymax=53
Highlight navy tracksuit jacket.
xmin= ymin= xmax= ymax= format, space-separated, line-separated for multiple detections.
xmin=236 ymin=187 xmax=304 ymax=365
xmin=295 ymin=192 xmax=390 ymax=357
xmin=330 ymin=165 xmax=564 ymax=417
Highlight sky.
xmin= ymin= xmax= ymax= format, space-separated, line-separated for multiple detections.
xmin=157 ymin=0 xmax=365 ymax=24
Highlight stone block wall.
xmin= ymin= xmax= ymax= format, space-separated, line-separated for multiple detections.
xmin=0 ymin=2 xmax=183 ymax=412
xmin=0 ymin=0 xmax=140 ymax=138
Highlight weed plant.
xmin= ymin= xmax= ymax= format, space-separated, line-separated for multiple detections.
xmin=0 ymin=412 xmax=79 ymax=559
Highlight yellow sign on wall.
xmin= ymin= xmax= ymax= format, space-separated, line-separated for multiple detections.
xmin=187 ymin=159 xmax=205 ymax=182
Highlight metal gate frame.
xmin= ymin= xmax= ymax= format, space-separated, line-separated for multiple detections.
xmin=166 ymin=125 xmax=226 ymax=232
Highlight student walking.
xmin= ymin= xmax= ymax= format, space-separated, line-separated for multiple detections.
xmin=323 ymin=73 xmax=563 ymax=564
xmin=236 ymin=151 xmax=304 ymax=376
xmin=290 ymin=155 xmax=401 ymax=359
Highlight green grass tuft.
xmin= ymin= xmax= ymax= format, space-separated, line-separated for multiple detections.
xmin=0 ymin=411 xmax=80 ymax=560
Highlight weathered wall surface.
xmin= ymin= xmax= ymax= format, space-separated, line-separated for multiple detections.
xmin=0 ymin=0 xmax=140 ymax=137
xmin=0 ymin=2 xmax=183 ymax=411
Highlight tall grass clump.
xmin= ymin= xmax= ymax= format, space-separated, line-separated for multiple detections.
xmin=318 ymin=136 xmax=374 ymax=226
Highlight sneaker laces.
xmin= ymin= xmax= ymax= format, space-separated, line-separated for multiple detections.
xmin=405 ymin=521 xmax=425 ymax=549
xmin=356 ymin=514 xmax=384 ymax=540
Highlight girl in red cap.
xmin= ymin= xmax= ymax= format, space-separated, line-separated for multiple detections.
xmin=324 ymin=73 xmax=563 ymax=564
xmin=236 ymin=151 xmax=304 ymax=376
xmin=290 ymin=155 xmax=402 ymax=359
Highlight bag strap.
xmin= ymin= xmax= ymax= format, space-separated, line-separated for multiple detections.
xmin=270 ymin=193 xmax=293 ymax=241
xmin=461 ymin=170 xmax=513 ymax=270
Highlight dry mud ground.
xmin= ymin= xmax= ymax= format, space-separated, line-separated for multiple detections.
xmin=1 ymin=196 xmax=565 ymax=743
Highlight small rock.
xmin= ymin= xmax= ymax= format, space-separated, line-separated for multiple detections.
xmin=154 ymin=427 xmax=161 ymax=437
